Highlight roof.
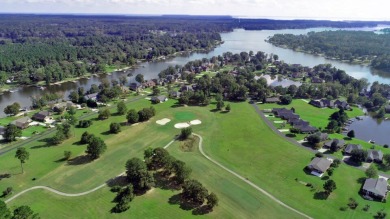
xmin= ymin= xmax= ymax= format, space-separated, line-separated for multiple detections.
xmin=265 ymin=97 xmax=280 ymax=103
xmin=367 ymin=150 xmax=383 ymax=161
xmin=84 ymin=93 xmax=99 ymax=99
xmin=33 ymin=110 xmax=50 ymax=120
xmin=12 ymin=117 xmax=31 ymax=124
xmin=324 ymin=139 xmax=345 ymax=148
xmin=152 ymin=95 xmax=167 ymax=102
xmin=363 ymin=178 xmax=388 ymax=198
xmin=0 ymin=126 xmax=5 ymax=135
xmin=344 ymin=144 xmax=362 ymax=154
xmin=295 ymin=125 xmax=317 ymax=133
xmin=308 ymin=157 xmax=332 ymax=173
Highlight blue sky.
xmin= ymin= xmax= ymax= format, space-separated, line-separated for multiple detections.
xmin=1 ymin=0 xmax=389 ymax=21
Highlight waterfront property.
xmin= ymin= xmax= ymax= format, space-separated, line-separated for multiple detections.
xmin=32 ymin=110 xmax=51 ymax=122
xmin=323 ymin=139 xmax=345 ymax=151
xmin=309 ymin=99 xmax=350 ymax=110
xmin=361 ymin=178 xmax=388 ymax=201
xmin=344 ymin=144 xmax=363 ymax=155
xmin=11 ymin=117 xmax=32 ymax=129
xmin=367 ymin=150 xmax=384 ymax=163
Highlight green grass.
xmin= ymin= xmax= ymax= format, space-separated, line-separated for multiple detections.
xmin=260 ymin=99 xmax=364 ymax=129
xmin=1 ymin=99 xmax=389 ymax=218
xmin=174 ymin=111 xmax=197 ymax=121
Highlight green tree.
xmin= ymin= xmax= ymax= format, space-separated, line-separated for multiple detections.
xmin=347 ymin=130 xmax=355 ymax=139
xmin=0 ymin=200 xmax=11 ymax=219
xmin=180 ymin=127 xmax=192 ymax=140
xmin=280 ymin=95 xmax=292 ymax=105
xmin=383 ymin=154 xmax=390 ymax=166
xmin=98 ymin=108 xmax=111 ymax=120
xmin=173 ymin=160 xmax=192 ymax=184
xmin=4 ymin=124 xmax=22 ymax=142
xmin=80 ymin=131 xmax=93 ymax=144
xmin=12 ymin=205 xmax=40 ymax=219
xmin=225 ymin=104 xmax=231 ymax=112
xmin=365 ymin=165 xmax=378 ymax=178
xmin=109 ymin=122 xmax=121 ymax=134
xmin=126 ymin=157 xmax=154 ymax=191
xmin=152 ymin=86 xmax=160 ymax=96
xmin=182 ymin=179 xmax=208 ymax=205
xmin=126 ymin=109 xmax=139 ymax=124
xmin=15 ymin=148 xmax=29 ymax=174
xmin=117 ymin=101 xmax=127 ymax=115
xmin=112 ymin=185 xmax=134 ymax=213
xmin=206 ymin=192 xmax=219 ymax=210
xmin=323 ymin=179 xmax=337 ymax=195
xmin=135 ymin=74 xmax=144 ymax=83
xmin=350 ymin=149 xmax=368 ymax=164
xmin=64 ymin=151 xmax=72 ymax=161
xmin=85 ymin=136 xmax=107 ymax=160
xmin=4 ymin=102 xmax=20 ymax=116
xmin=216 ymin=100 xmax=224 ymax=110
xmin=67 ymin=106 xmax=77 ymax=115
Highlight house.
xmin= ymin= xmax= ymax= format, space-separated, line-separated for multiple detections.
xmin=265 ymin=97 xmax=280 ymax=103
xmin=324 ymin=139 xmax=345 ymax=150
xmin=288 ymin=118 xmax=309 ymax=127
xmin=334 ymin=100 xmax=351 ymax=110
xmin=305 ymin=132 xmax=328 ymax=142
xmin=169 ymin=91 xmax=181 ymax=98
xmin=11 ymin=117 xmax=31 ymax=129
xmin=151 ymin=95 xmax=168 ymax=104
xmin=385 ymin=105 xmax=390 ymax=114
xmin=309 ymin=99 xmax=335 ymax=108
xmin=279 ymin=112 xmax=300 ymax=120
xmin=142 ymin=80 xmax=156 ymax=88
xmin=344 ymin=144 xmax=362 ymax=155
xmin=311 ymin=77 xmax=324 ymax=83
xmin=0 ymin=126 xmax=5 ymax=135
xmin=272 ymin=108 xmax=293 ymax=116
xmin=84 ymin=93 xmax=99 ymax=101
xmin=32 ymin=110 xmax=51 ymax=122
xmin=180 ymin=85 xmax=194 ymax=92
xmin=129 ymin=83 xmax=142 ymax=91
xmin=294 ymin=125 xmax=318 ymax=134
xmin=361 ymin=178 xmax=388 ymax=201
xmin=307 ymin=157 xmax=332 ymax=176
xmin=53 ymin=101 xmax=74 ymax=112
xmin=367 ymin=150 xmax=383 ymax=163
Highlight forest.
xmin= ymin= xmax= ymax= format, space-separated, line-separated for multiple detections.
xmin=267 ymin=30 xmax=390 ymax=71
xmin=0 ymin=14 xmax=389 ymax=86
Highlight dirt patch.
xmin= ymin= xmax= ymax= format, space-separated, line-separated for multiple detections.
xmin=180 ymin=136 xmax=197 ymax=152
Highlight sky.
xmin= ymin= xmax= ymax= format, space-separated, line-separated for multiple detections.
xmin=1 ymin=0 xmax=389 ymax=21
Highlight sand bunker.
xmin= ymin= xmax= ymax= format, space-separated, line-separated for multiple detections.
xmin=156 ymin=118 xmax=171 ymax=125
xmin=190 ymin=120 xmax=202 ymax=125
xmin=174 ymin=123 xmax=191 ymax=129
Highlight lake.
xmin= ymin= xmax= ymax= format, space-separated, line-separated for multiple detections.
xmin=1 ymin=27 xmax=389 ymax=119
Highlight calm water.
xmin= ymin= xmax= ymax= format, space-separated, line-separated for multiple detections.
xmin=1 ymin=27 xmax=390 ymax=117
xmin=347 ymin=116 xmax=390 ymax=146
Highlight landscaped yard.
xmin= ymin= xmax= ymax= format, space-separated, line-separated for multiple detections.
xmin=1 ymin=98 xmax=389 ymax=218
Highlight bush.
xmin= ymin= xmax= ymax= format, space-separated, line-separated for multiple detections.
xmin=339 ymin=206 xmax=347 ymax=211
xmin=80 ymin=131 xmax=93 ymax=144
xmin=110 ymin=186 xmax=123 ymax=193
xmin=347 ymin=198 xmax=359 ymax=209
xmin=110 ymin=123 xmax=121 ymax=134
xmin=362 ymin=204 xmax=370 ymax=211
xmin=315 ymin=152 xmax=324 ymax=158
xmin=64 ymin=151 xmax=72 ymax=160
xmin=384 ymin=144 xmax=389 ymax=148
xmin=78 ymin=120 xmax=93 ymax=128
xmin=2 ymin=187 xmax=12 ymax=197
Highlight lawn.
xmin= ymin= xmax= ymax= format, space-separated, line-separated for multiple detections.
xmin=260 ymin=99 xmax=364 ymax=129
xmin=1 ymin=99 xmax=389 ymax=218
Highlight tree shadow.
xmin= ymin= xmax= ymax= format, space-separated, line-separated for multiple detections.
xmin=209 ymin=109 xmax=219 ymax=113
xmin=106 ymin=175 xmax=129 ymax=188
xmin=67 ymin=155 xmax=92 ymax=165
xmin=72 ymin=141 xmax=84 ymax=146
xmin=168 ymin=193 xmax=181 ymax=205
xmin=220 ymin=111 xmax=229 ymax=114
xmin=153 ymin=172 xmax=181 ymax=191
xmin=313 ymin=191 xmax=329 ymax=200
xmin=54 ymin=158 xmax=67 ymax=163
xmin=192 ymin=205 xmax=212 ymax=215
xmin=101 ymin=131 xmax=111 ymax=136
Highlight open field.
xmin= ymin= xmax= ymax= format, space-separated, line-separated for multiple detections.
xmin=1 ymin=98 xmax=389 ymax=218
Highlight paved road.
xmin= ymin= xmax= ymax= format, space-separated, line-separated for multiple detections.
xmin=251 ymin=103 xmax=390 ymax=179
xmin=193 ymin=133 xmax=312 ymax=219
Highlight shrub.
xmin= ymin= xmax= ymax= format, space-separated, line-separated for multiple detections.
xmin=110 ymin=122 xmax=121 ymax=134
xmin=180 ymin=127 xmax=192 ymax=140
xmin=64 ymin=151 xmax=72 ymax=160
xmin=348 ymin=198 xmax=358 ymax=209
xmin=339 ymin=206 xmax=347 ymax=211
xmin=78 ymin=120 xmax=93 ymax=128
xmin=362 ymin=204 xmax=370 ymax=211
xmin=315 ymin=152 xmax=324 ymax=158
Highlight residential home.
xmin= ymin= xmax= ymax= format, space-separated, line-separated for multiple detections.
xmin=361 ymin=178 xmax=388 ymax=201
xmin=344 ymin=144 xmax=362 ymax=155
xmin=151 ymin=95 xmax=168 ymax=104
xmin=307 ymin=157 xmax=332 ymax=176
xmin=84 ymin=93 xmax=99 ymax=101
xmin=142 ymin=80 xmax=156 ymax=88
xmin=309 ymin=99 xmax=335 ymax=108
xmin=53 ymin=101 xmax=74 ymax=112
xmin=334 ymin=100 xmax=351 ymax=110
xmin=169 ymin=91 xmax=181 ymax=99
xmin=323 ymin=139 xmax=345 ymax=150
xmin=265 ymin=97 xmax=280 ymax=103
xmin=279 ymin=112 xmax=300 ymax=120
xmin=288 ymin=118 xmax=310 ymax=127
xmin=311 ymin=77 xmax=324 ymax=83
xmin=367 ymin=150 xmax=383 ymax=163
xmin=0 ymin=126 xmax=5 ymax=135
xmin=294 ymin=125 xmax=317 ymax=134
xmin=272 ymin=108 xmax=293 ymax=116
xmin=32 ymin=110 xmax=51 ymax=122
xmin=11 ymin=117 xmax=31 ymax=129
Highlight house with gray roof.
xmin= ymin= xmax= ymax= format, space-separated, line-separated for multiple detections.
xmin=265 ymin=97 xmax=280 ymax=103
xmin=32 ymin=110 xmax=51 ymax=122
xmin=362 ymin=178 xmax=388 ymax=201
xmin=11 ymin=117 xmax=32 ymax=129
xmin=151 ymin=95 xmax=168 ymax=104
xmin=307 ymin=157 xmax=332 ymax=176
xmin=367 ymin=150 xmax=383 ymax=163
xmin=294 ymin=125 xmax=318 ymax=134
xmin=344 ymin=144 xmax=362 ymax=155
xmin=323 ymin=139 xmax=345 ymax=151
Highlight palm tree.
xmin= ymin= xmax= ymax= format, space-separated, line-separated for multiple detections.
xmin=15 ymin=148 xmax=29 ymax=173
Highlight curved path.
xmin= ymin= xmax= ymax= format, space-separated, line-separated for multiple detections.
xmin=193 ymin=133 xmax=312 ymax=219
xmin=6 ymin=133 xmax=312 ymax=219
